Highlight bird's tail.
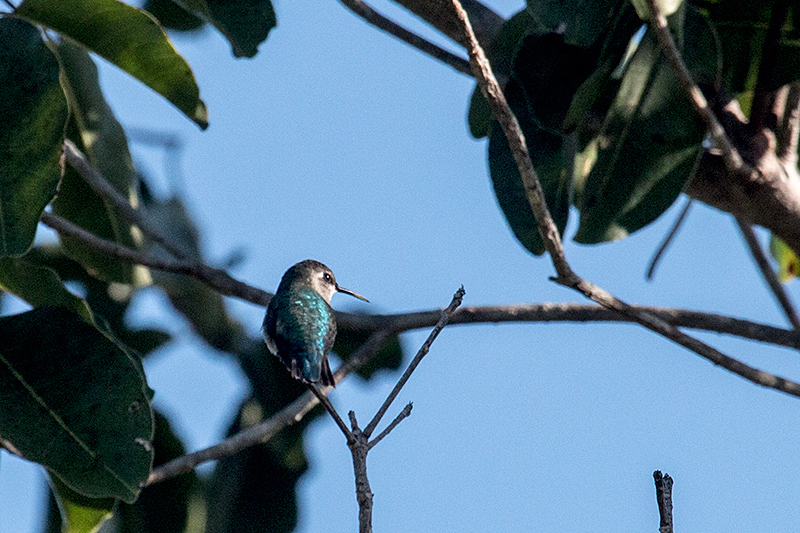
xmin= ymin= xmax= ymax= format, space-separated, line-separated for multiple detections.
xmin=320 ymin=358 xmax=336 ymax=388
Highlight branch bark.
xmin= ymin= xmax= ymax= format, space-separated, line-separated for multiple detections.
xmin=451 ymin=0 xmax=800 ymax=398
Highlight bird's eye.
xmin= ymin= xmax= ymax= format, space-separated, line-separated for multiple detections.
xmin=323 ymin=273 xmax=333 ymax=283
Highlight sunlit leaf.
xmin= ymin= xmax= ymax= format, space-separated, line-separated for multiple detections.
xmin=51 ymin=42 xmax=148 ymax=285
xmin=48 ymin=474 xmax=116 ymax=533
xmin=16 ymin=0 xmax=208 ymax=128
xmin=769 ymin=235 xmax=799 ymax=282
xmin=0 ymin=17 xmax=67 ymax=257
xmin=0 ymin=257 xmax=93 ymax=322
xmin=574 ymin=7 xmax=718 ymax=243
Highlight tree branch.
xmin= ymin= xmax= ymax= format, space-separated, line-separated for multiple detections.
xmin=146 ymin=330 xmax=392 ymax=485
xmin=62 ymin=140 xmax=190 ymax=260
xmin=653 ymin=471 xmax=674 ymax=533
xmin=452 ymin=0 xmax=800 ymax=399
xmin=390 ymin=0 xmax=502 ymax=50
xmin=368 ymin=402 xmax=412 ymax=450
xmin=776 ymin=82 xmax=800 ymax=163
xmin=363 ymin=286 xmax=463 ymax=438
xmin=644 ymin=0 xmax=751 ymax=175
xmin=736 ymin=219 xmax=800 ymax=329
xmin=38 ymin=206 xmax=800 ymax=350
xmin=646 ymin=198 xmax=693 ymax=280
xmin=40 ymin=211 xmax=272 ymax=306
xmin=347 ymin=288 xmax=460 ymax=533
xmin=339 ymin=0 xmax=471 ymax=75
xmin=309 ymin=384 xmax=354 ymax=443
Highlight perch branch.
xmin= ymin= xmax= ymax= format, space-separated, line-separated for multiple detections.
xmin=363 ymin=287 xmax=463 ymax=437
xmin=146 ymin=330 xmax=391 ymax=485
xmin=39 ymin=206 xmax=800 ymax=349
xmin=339 ymin=0 xmax=471 ymax=75
xmin=309 ymin=384 xmax=354 ymax=442
xmin=349 ymin=288 xmax=461 ymax=533
xmin=736 ymin=219 xmax=800 ymax=329
xmin=653 ymin=471 xmax=674 ymax=533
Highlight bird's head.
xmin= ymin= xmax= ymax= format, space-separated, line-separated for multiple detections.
xmin=284 ymin=259 xmax=369 ymax=305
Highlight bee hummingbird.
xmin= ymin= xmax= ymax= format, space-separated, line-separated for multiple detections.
xmin=263 ymin=260 xmax=368 ymax=387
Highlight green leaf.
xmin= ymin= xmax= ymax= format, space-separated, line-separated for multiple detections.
xmin=143 ymin=0 xmax=205 ymax=32
xmin=488 ymin=80 xmax=572 ymax=255
xmin=574 ymin=7 xmax=718 ymax=244
xmin=334 ymin=325 xmax=404 ymax=380
xmin=562 ymin=4 xmax=641 ymax=132
xmin=205 ymin=398 xmax=306 ymax=533
xmin=526 ymin=0 xmax=625 ymax=47
xmin=145 ymin=196 xmax=243 ymax=352
xmin=204 ymin=0 xmax=277 ymax=59
xmin=0 ymin=307 xmax=154 ymax=503
xmin=0 ymin=17 xmax=67 ymax=257
xmin=48 ymin=474 xmax=116 ymax=533
xmin=468 ymin=9 xmax=539 ymax=138
xmin=513 ymin=32 xmax=603 ymax=133
xmin=702 ymin=0 xmax=800 ymax=94
xmin=769 ymin=235 xmax=799 ymax=282
xmin=23 ymin=245 xmax=171 ymax=358
xmin=0 ymin=257 xmax=93 ymax=322
xmin=16 ymin=0 xmax=208 ymax=128
xmin=51 ymin=42 xmax=148 ymax=285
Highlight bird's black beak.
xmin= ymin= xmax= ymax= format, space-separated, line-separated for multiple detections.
xmin=337 ymin=285 xmax=369 ymax=302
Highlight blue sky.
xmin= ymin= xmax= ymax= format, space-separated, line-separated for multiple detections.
xmin=3 ymin=0 xmax=800 ymax=531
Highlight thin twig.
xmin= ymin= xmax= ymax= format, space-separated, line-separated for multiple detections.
xmin=653 ymin=471 xmax=674 ymax=533
xmin=453 ymin=0 xmax=800 ymax=398
xmin=1 ymin=0 xmax=15 ymax=10
xmin=40 ymin=211 xmax=271 ymax=306
xmin=339 ymin=0 xmax=471 ymax=75
xmin=146 ymin=331 xmax=391 ymax=485
xmin=736 ymin=218 xmax=800 ymax=329
xmin=749 ymin=0 xmax=790 ymax=131
xmin=368 ymin=402 xmax=412 ymax=450
xmin=647 ymin=199 xmax=693 ymax=280
xmin=450 ymin=0 xmax=573 ymax=280
xmin=63 ymin=140 xmax=190 ymax=260
xmin=644 ymin=0 xmax=752 ymax=175
xmin=363 ymin=286 xmax=464 ymax=438
xmin=309 ymin=384 xmax=354 ymax=442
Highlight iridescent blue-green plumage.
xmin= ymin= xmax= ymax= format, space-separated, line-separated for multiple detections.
xmin=263 ymin=260 xmax=367 ymax=387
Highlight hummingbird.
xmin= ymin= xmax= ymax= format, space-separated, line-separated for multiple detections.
xmin=263 ymin=260 xmax=368 ymax=387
